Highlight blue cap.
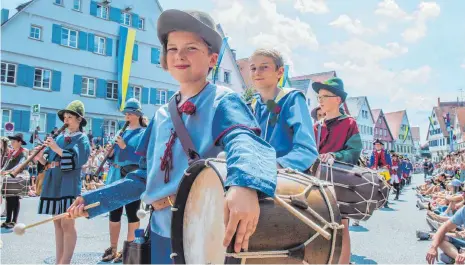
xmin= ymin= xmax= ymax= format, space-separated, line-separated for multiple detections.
xmin=449 ymin=179 xmax=462 ymax=187
xmin=123 ymin=98 xmax=143 ymax=116
xmin=135 ymin=229 xmax=145 ymax=237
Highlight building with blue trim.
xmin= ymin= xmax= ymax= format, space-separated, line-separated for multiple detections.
xmin=1 ymin=0 xmax=245 ymax=148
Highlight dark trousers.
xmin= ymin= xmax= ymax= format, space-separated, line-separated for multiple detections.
xmin=393 ymin=183 xmax=400 ymax=200
xmin=5 ymin=196 xmax=20 ymax=223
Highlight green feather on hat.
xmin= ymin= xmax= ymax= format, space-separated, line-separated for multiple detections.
xmin=58 ymin=100 xmax=87 ymax=127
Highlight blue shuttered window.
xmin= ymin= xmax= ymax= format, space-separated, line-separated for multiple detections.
xmin=109 ymin=7 xmax=120 ymax=22
xmin=106 ymin=37 xmax=113 ymax=56
xmin=168 ymin=91 xmax=175 ymax=101
xmin=12 ymin=110 xmax=22 ymax=131
xmin=149 ymin=88 xmax=157 ymax=104
xmin=92 ymin=118 xmax=103 ymax=137
xmin=47 ymin=113 xmax=57 ymax=133
xmin=17 ymin=64 xmax=34 ymax=88
xmin=89 ymin=1 xmax=97 ymax=16
xmin=51 ymin=71 xmax=61 ymax=91
xmin=151 ymin=48 xmax=160 ymax=64
xmin=73 ymin=75 xmax=82 ymax=95
xmin=132 ymin=14 xmax=139 ymax=29
xmin=96 ymin=79 xmax=106 ymax=98
xmin=141 ymin=87 xmax=149 ymax=104
xmin=52 ymin=24 xmax=62 ymax=44
xmin=21 ymin=111 xmax=30 ymax=132
xmin=118 ymin=121 xmax=125 ymax=129
xmin=78 ymin=31 xmax=88 ymax=50
xmin=87 ymin=33 xmax=95 ymax=52
xmin=155 ymin=89 xmax=160 ymax=104
xmin=133 ymin=44 xmax=138 ymax=61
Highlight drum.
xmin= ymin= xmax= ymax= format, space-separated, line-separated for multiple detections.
xmin=170 ymin=159 xmax=343 ymax=264
xmin=2 ymin=171 xmax=30 ymax=197
xmin=315 ymin=160 xmax=384 ymax=221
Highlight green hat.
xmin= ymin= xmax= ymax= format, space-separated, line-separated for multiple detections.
xmin=312 ymin=77 xmax=348 ymax=102
xmin=58 ymin=100 xmax=87 ymax=127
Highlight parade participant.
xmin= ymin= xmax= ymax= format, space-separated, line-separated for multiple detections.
xmin=0 ymin=133 xmax=27 ymax=229
xmin=390 ymin=154 xmax=401 ymax=200
xmin=34 ymin=100 xmax=91 ymax=264
xmin=405 ymin=158 xmax=414 ymax=185
xmin=67 ymin=9 xmax=277 ymax=264
xmin=248 ymin=48 xmax=318 ymax=172
xmin=0 ymin=136 xmax=10 ymax=218
xmin=311 ymin=106 xmax=325 ymax=123
xmin=312 ymin=77 xmax=362 ymax=264
xmin=369 ymin=139 xmax=392 ymax=208
xmin=100 ymin=98 xmax=147 ymax=263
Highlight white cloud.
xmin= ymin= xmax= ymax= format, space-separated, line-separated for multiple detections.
xmin=375 ymin=0 xmax=440 ymax=43
xmin=212 ymin=0 xmax=319 ymax=74
xmin=294 ymin=0 xmax=329 ymax=14
xmin=375 ymin=0 xmax=412 ymax=20
xmin=461 ymin=60 xmax=465 ymax=69
xmin=329 ymin=15 xmax=373 ymax=35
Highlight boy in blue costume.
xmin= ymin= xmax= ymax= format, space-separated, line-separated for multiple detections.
xmin=35 ymin=100 xmax=91 ymax=264
xmin=248 ymin=49 xmax=318 ymax=172
xmin=101 ymin=98 xmax=147 ymax=263
xmin=67 ymin=9 xmax=277 ymax=264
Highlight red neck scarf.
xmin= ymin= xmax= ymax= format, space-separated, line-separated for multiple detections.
xmin=8 ymin=147 xmax=24 ymax=159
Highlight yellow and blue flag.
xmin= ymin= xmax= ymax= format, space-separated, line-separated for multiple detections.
xmin=212 ymin=37 xmax=229 ymax=84
xmin=117 ymin=26 xmax=136 ymax=111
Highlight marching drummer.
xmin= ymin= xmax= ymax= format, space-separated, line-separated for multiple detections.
xmin=67 ymin=9 xmax=277 ymax=264
xmin=34 ymin=100 xmax=91 ymax=264
xmin=369 ymin=139 xmax=392 ymax=208
xmin=312 ymin=77 xmax=362 ymax=264
xmin=100 ymin=98 xmax=147 ymax=263
xmin=247 ymin=48 xmax=318 ymax=172
xmin=0 ymin=133 xmax=27 ymax=229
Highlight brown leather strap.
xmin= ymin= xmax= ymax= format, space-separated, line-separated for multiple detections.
xmin=151 ymin=195 xmax=176 ymax=211
xmin=168 ymin=93 xmax=200 ymax=165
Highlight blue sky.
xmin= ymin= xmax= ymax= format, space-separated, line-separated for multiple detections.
xmin=3 ymin=0 xmax=462 ymax=142
xmin=158 ymin=0 xmax=463 ymax=142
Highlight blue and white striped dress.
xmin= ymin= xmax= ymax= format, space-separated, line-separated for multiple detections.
xmin=38 ymin=132 xmax=91 ymax=215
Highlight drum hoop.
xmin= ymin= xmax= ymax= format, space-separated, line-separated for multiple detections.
xmin=170 ymin=159 xmax=225 ymax=264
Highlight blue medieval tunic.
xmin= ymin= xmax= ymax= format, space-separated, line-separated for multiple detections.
xmin=82 ymin=83 xmax=277 ymax=239
xmin=250 ymin=88 xmax=318 ymax=172
xmin=38 ymin=132 xmax=91 ymax=215
xmin=105 ymin=127 xmax=145 ymax=185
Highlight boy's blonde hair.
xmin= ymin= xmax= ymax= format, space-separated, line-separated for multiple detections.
xmin=250 ymin=48 xmax=284 ymax=70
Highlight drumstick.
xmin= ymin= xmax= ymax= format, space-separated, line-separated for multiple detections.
xmin=13 ymin=202 xmax=100 ymax=236
xmin=273 ymin=196 xmax=331 ymax=240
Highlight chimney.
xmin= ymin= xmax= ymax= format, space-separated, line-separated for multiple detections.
xmin=231 ymin=49 xmax=237 ymax=60
xmin=438 ymin=97 xmax=441 ymax=107
xmin=1 ymin=9 xmax=9 ymax=24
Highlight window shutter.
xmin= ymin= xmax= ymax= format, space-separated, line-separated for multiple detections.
xmin=96 ymin=79 xmax=106 ymax=98
xmin=105 ymin=37 xmax=113 ymax=56
xmin=17 ymin=64 xmax=34 ymax=88
xmin=132 ymin=13 xmax=139 ymax=28
xmin=47 ymin=113 xmax=57 ymax=133
xmin=118 ymin=121 xmax=125 ymax=129
xmin=73 ymin=75 xmax=82 ymax=95
xmin=109 ymin=7 xmax=120 ymax=22
xmin=87 ymin=33 xmax=95 ymax=52
xmin=12 ymin=110 xmax=22 ymax=131
xmin=51 ymin=70 xmax=61 ymax=91
xmin=92 ymin=118 xmax=104 ymax=137
xmin=89 ymin=1 xmax=97 ymax=16
xmin=141 ymin=87 xmax=149 ymax=104
xmin=78 ymin=31 xmax=88 ymax=50
xmin=132 ymin=44 xmax=138 ymax=61
xmin=21 ymin=110 xmax=30 ymax=132
xmin=168 ymin=91 xmax=175 ymax=101
xmin=52 ymin=24 xmax=62 ymax=44
xmin=155 ymin=89 xmax=160 ymax=104
xmin=127 ymin=86 xmax=134 ymax=99
xmin=149 ymin=88 xmax=156 ymax=104
xmin=151 ymin=48 xmax=160 ymax=64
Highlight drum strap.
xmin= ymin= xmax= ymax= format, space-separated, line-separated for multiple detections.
xmin=168 ymin=93 xmax=201 ymax=165
xmin=316 ymin=120 xmax=323 ymax=149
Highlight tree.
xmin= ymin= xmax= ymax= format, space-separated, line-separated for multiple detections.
xmin=242 ymin=87 xmax=255 ymax=103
